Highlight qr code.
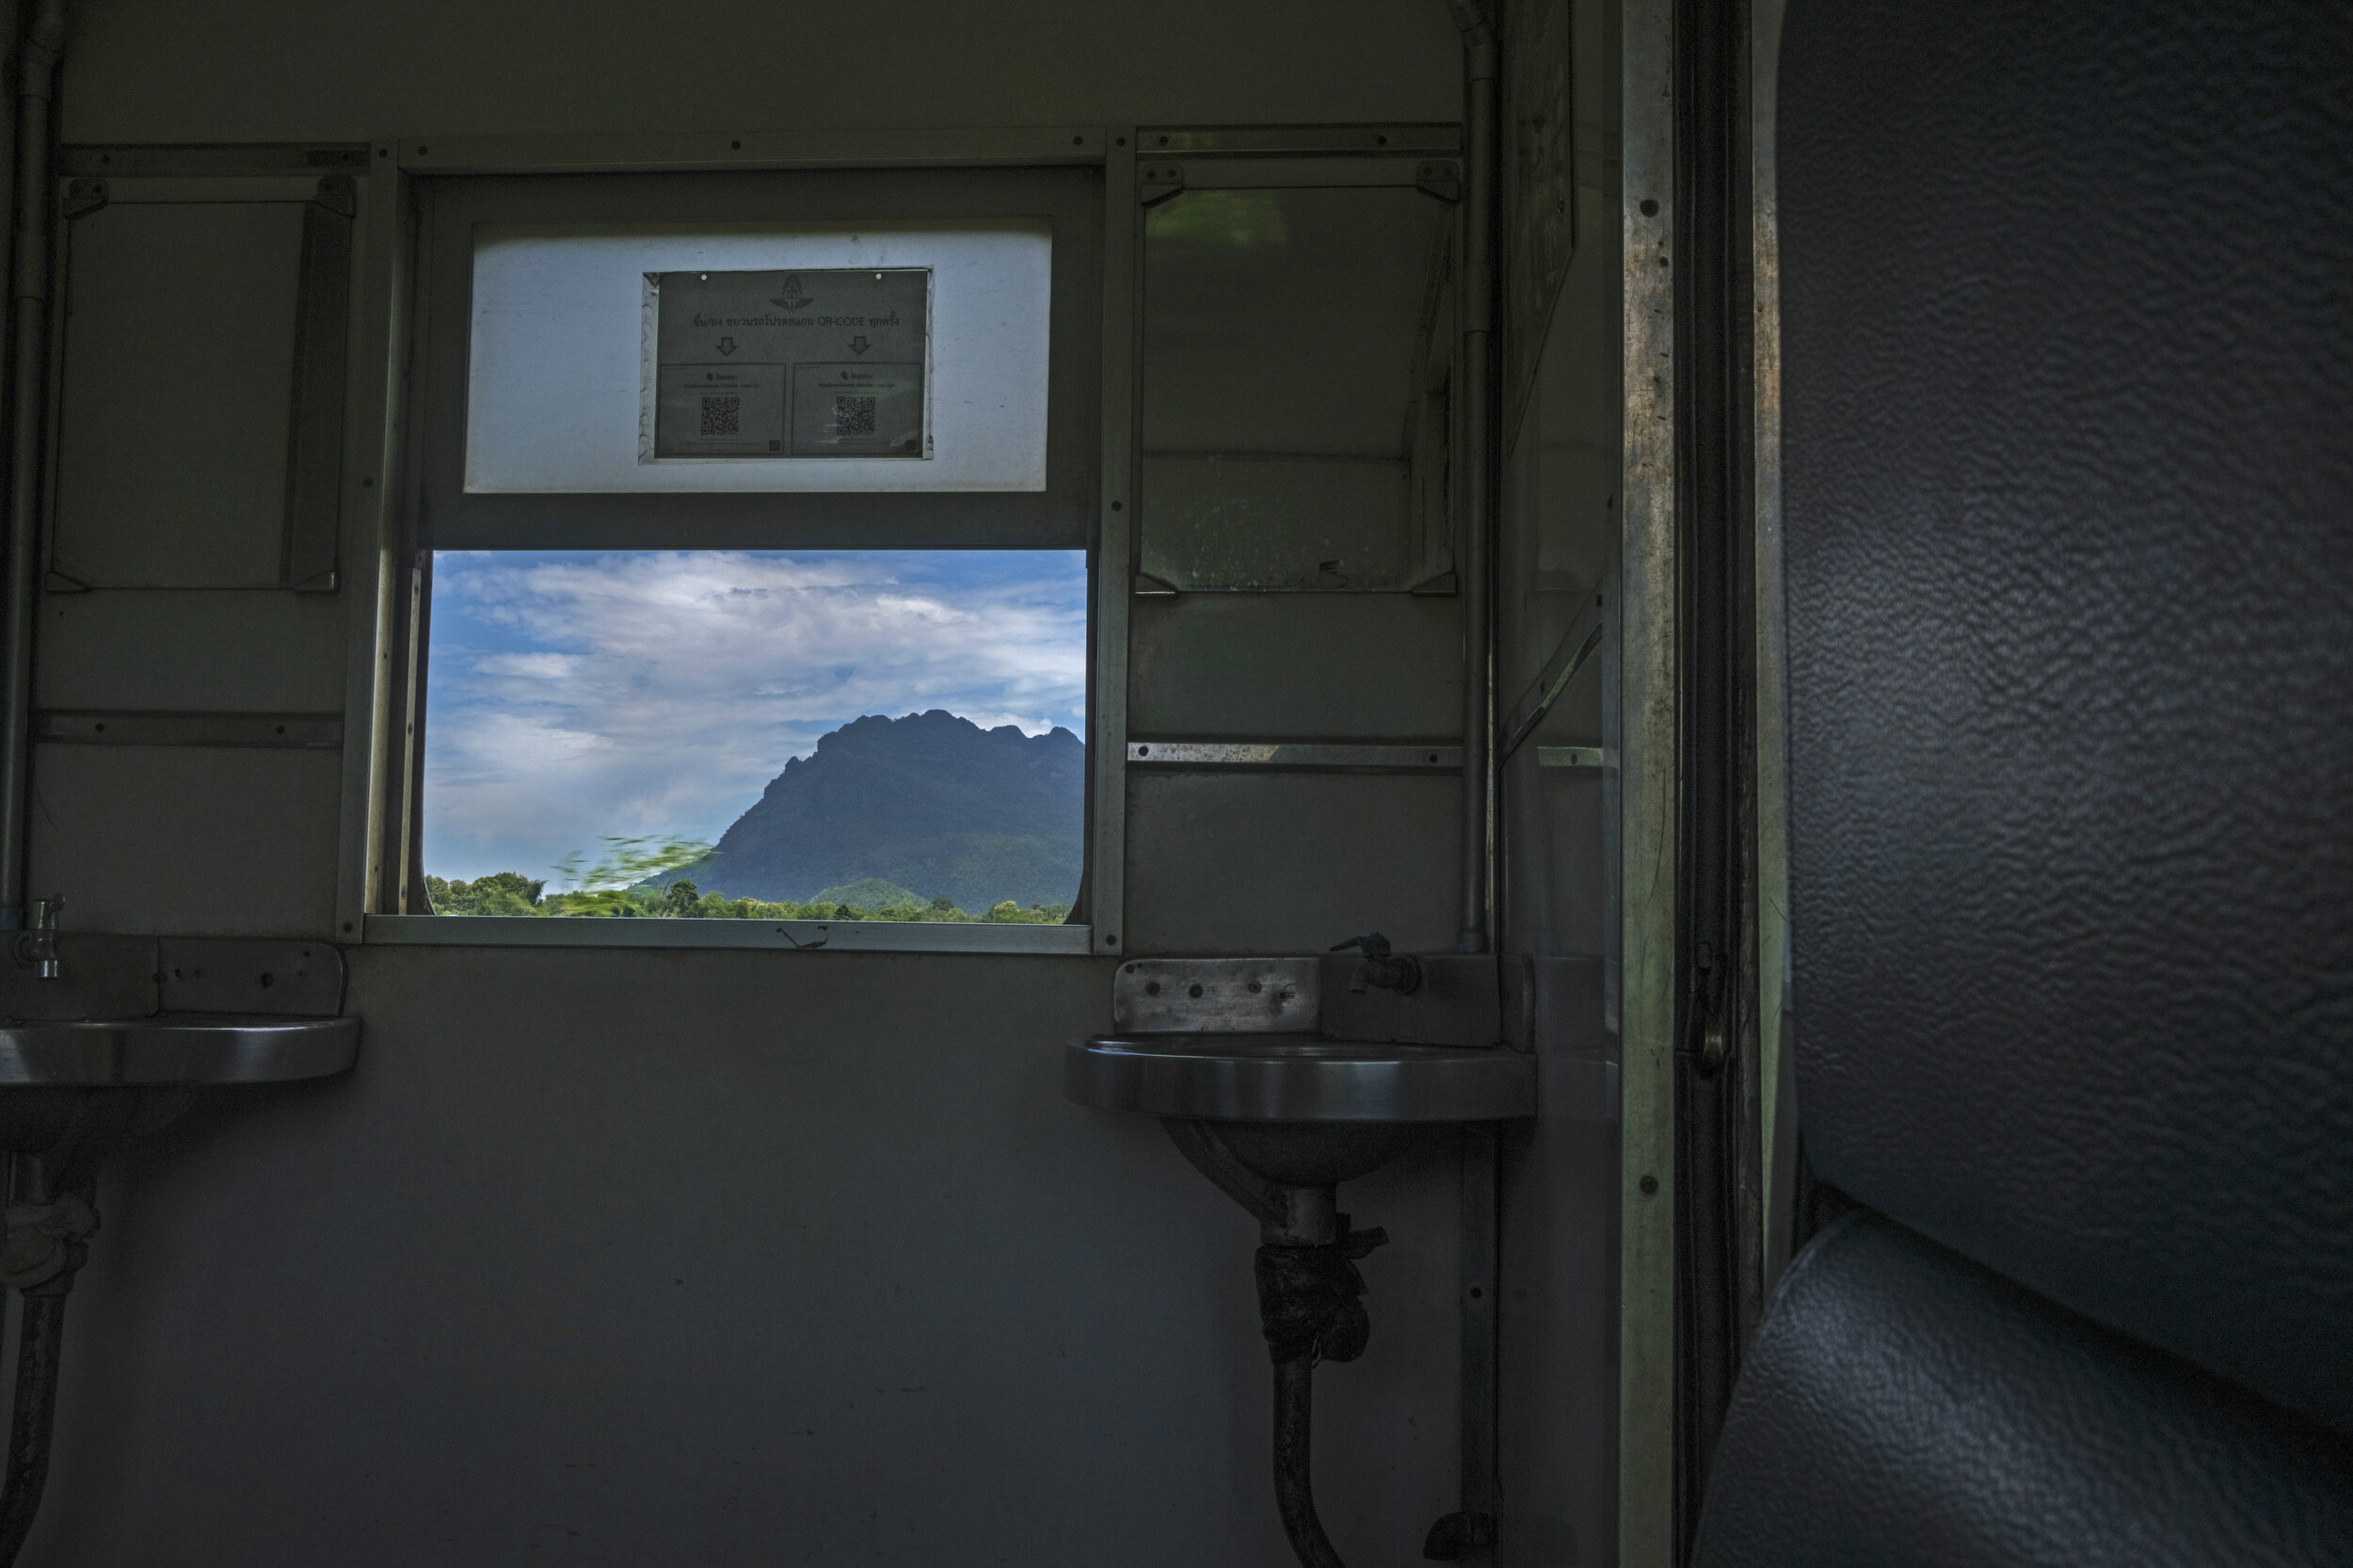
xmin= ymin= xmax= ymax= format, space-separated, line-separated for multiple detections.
xmin=698 ymin=395 xmax=741 ymax=437
xmin=832 ymin=395 xmax=878 ymax=436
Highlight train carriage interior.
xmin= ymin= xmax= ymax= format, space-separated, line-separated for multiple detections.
xmin=0 ymin=0 xmax=2334 ymax=1563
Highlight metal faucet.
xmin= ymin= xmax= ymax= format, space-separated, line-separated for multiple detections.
xmin=1330 ymin=932 xmax=1422 ymax=996
xmin=24 ymin=896 xmax=59 ymax=980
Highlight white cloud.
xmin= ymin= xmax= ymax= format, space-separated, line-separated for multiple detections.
xmin=421 ymin=551 xmax=1086 ymax=882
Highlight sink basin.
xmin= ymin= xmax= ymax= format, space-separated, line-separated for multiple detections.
xmin=1066 ymin=1032 xmax=1535 ymax=1123
xmin=0 ymin=1013 xmax=360 ymax=1087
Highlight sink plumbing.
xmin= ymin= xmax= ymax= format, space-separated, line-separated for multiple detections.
xmin=1067 ymin=950 xmax=1532 ymax=1567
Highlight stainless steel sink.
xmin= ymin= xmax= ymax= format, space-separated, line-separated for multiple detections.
xmin=1069 ymin=956 xmax=1538 ymax=1568
xmin=0 ymin=946 xmax=364 ymax=1560
xmin=0 ymin=1013 xmax=360 ymax=1087
xmin=1065 ymin=1032 xmax=1534 ymax=1123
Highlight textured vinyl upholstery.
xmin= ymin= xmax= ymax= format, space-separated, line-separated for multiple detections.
xmin=1697 ymin=1216 xmax=2353 ymax=1568
xmin=1694 ymin=0 xmax=2353 ymax=1560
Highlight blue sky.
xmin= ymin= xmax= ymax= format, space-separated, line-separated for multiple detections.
xmin=422 ymin=550 xmax=1088 ymax=883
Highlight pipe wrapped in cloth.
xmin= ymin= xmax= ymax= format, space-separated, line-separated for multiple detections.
xmin=1256 ymin=1223 xmax=1388 ymax=1568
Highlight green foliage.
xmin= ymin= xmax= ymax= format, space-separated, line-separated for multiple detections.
xmin=808 ymin=878 xmax=924 ymax=910
xmin=431 ymin=834 xmax=1070 ymax=925
xmin=552 ymin=835 xmax=714 ymax=893
xmin=427 ymin=868 xmax=1069 ymax=927
xmin=425 ymin=871 xmax=544 ymax=917
xmin=984 ymin=900 xmax=1069 ymax=924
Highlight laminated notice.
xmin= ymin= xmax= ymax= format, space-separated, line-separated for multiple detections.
xmin=648 ymin=268 xmax=929 ymax=459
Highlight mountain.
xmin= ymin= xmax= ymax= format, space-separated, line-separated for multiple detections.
xmin=684 ymin=711 xmax=1084 ymax=912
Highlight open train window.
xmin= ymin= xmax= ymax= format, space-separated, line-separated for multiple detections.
xmin=393 ymin=164 xmax=1113 ymax=952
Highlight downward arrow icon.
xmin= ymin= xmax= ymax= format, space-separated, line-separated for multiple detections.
xmin=848 ymin=335 xmax=872 ymax=356
xmin=716 ymin=336 xmax=739 ymax=356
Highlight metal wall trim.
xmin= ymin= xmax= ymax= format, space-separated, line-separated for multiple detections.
xmin=364 ymin=913 xmax=1097 ymax=956
xmin=1091 ymin=128 xmax=1139 ymax=958
xmin=1537 ymin=745 xmax=1607 ymax=769
xmin=1619 ymin=0 xmax=1682 ymax=1560
xmin=395 ymin=127 xmax=1110 ymax=175
xmin=1750 ymin=0 xmax=1796 ymax=1296
xmin=58 ymin=144 xmax=371 ymax=178
xmin=1126 ymin=740 xmax=1465 ymax=773
xmin=286 ymin=180 xmax=356 ymax=592
xmin=80 ymin=175 xmax=336 ymax=203
xmin=1142 ymin=154 xmax=1460 ymax=192
xmin=35 ymin=711 xmax=343 ymax=748
xmin=1135 ymin=125 xmax=1464 ymax=156
xmin=334 ymin=146 xmax=410 ymax=939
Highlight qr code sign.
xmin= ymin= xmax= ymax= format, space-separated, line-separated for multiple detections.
xmin=832 ymin=395 xmax=878 ymax=436
xmin=699 ymin=395 xmax=741 ymax=437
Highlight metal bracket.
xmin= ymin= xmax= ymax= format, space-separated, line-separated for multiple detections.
xmin=59 ymin=178 xmax=105 ymax=220
xmin=1499 ymin=589 xmax=1609 ymax=760
xmin=1138 ymin=161 xmax=1186 ymax=206
xmin=158 ymin=937 xmax=345 ymax=1016
xmin=40 ymin=570 xmax=88 ymax=595
xmin=1131 ymin=571 xmax=1179 ymax=598
xmin=307 ymin=173 xmax=357 ymax=218
xmin=1415 ymin=159 xmax=1465 ymax=202
xmin=1423 ymin=1510 xmax=1497 ymax=1560
xmin=1112 ymin=956 xmax=1321 ymax=1034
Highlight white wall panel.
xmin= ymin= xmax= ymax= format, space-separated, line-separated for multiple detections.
xmin=29 ymin=951 xmax=1460 ymax=1568
xmin=24 ymin=745 xmax=342 ymax=936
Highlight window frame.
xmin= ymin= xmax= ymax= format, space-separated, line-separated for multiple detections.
xmin=342 ymin=129 xmax=1136 ymax=956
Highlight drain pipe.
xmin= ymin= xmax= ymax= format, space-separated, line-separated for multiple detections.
xmin=1165 ymin=1121 xmax=1390 ymax=1568
xmin=1262 ymin=1224 xmax=1386 ymax=1568
xmin=0 ymin=0 xmax=63 ymax=933
xmin=0 ymin=1173 xmax=91 ymax=1567
xmin=1449 ymin=0 xmax=1499 ymax=954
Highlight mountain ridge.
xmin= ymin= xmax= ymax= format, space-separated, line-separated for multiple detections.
xmin=681 ymin=710 xmax=1084 ymax=912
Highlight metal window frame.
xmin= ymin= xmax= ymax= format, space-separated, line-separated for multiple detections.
xmin=413 ymin=166 xmax=1104 ymax=550
xmin=331 ymin=128 xmax=1139 ymax=956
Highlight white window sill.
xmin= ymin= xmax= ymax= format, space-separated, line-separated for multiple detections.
xmin=363 ymin=915 xmax=1094 ymax=955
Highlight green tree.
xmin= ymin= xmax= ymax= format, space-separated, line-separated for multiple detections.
xmin=552 ymin=835 xmax=714 ymax=895
xmin=426 ymin=871 xmax=546 ymax=917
